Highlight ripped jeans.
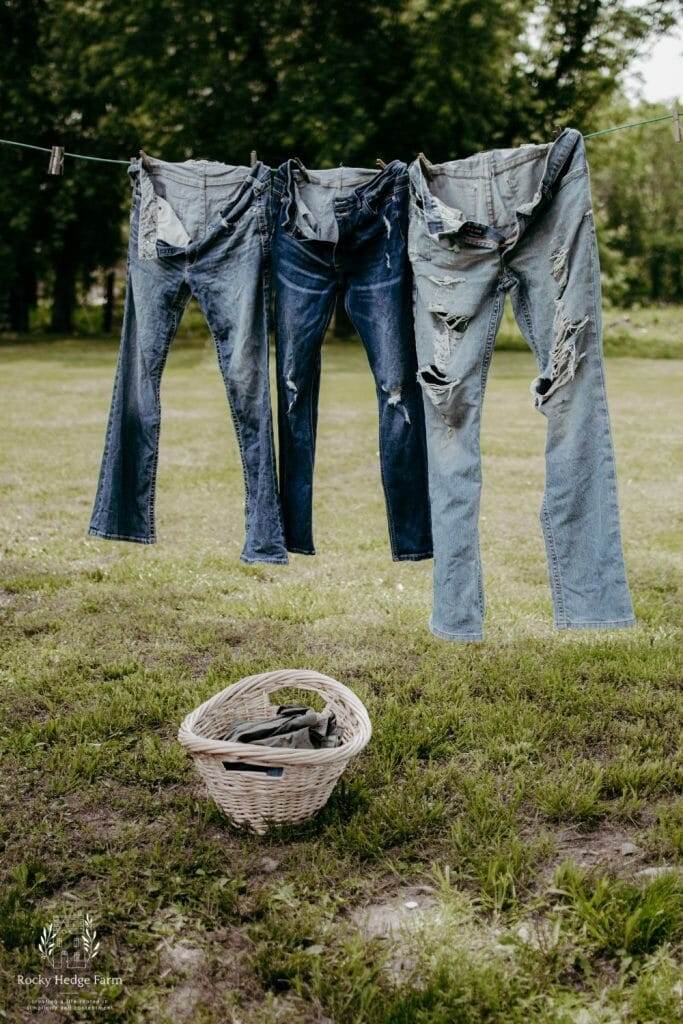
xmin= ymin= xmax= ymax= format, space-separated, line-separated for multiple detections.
xmin=271 ymin=159 xmax=432 ymax=560
xmin=409 ymin=129 xmax=635 ymax=640
xmin=89 ymin=156 xmax=287 ymax=564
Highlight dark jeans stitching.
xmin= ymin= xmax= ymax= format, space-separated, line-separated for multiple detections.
xmin=257 ymin=221 xmax=287 ymax=547
xmin=541 ymin=497 xmax=567 ymax=625
xmin=147 ymin=290 xmax=189 ymax=540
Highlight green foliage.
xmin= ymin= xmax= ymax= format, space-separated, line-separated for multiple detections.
xmin=553 ymin=864 xmax=683 ymax=958
xmin=1 ymin=339 xmax=682 ymax=1018
xmin=590 ymin=98 xmax=683 ymax=305
xmin=1 ymin=1 xmax=680 ymax=331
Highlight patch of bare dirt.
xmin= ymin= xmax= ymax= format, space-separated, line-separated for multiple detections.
xmin=157 ymin=926 xmax=255 ymax=1023
xmin=541 ymin=822 xmax=648 ymax=882
xmin=351 ymin=884 xmax=452 ymax=982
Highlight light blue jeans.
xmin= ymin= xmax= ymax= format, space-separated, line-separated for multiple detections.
xmin=409 ymin=129 xmax=635 ymax=641
xmin=89 ymin=156 xmax=287 ymax=564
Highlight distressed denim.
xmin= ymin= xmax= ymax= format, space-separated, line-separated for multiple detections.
xmin=409 ymin=129 xmax=635 ymax=640
xmin=271 ymin=159 xmax=432 ymax=560
xmin=89 ymin=156 xmax=287 ymax=564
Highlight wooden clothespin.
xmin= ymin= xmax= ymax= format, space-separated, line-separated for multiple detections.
xmin=47 ymin=146 xmax=64 ymax=175
xmin=250 ymin=149 xmax=258 ymax=167
xmin=139 ymin=149 xmax=152 ymax=170
xmin=376 ymin=158 xmax=387 ymax=169
xmin=673 ymin=107 xmax=681 ymax=144
xmin=552 ymin=125 xmax=565 ymax=140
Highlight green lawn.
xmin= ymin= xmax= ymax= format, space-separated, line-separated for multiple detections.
xmin=1 ymin=315 xmax=682 ymax=1023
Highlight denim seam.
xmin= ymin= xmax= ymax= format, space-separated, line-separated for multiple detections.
xmin=475 ymin=291 xmax=503 ymax=620
xmin=146 ymin=290 xmax=189 ymax=542
xmin=556 ymin=617 xmax=636 ymax=630
xmin=541 ymin=497 xmax=567 ymax=626
xmin=279 ymin=293 xmax=334 ymax=555
xmin=92 ymin=303 xmax=127 ymax=523
xmin=373 ymin=381 xmax=400 ymax=558
xmin=257 ymin=212 xmax=287 ymax=550
xmin=430 ymin=621 xmax=483 ymax=642
xmin=88 ymin=527 xmax=155 ymax=544
xmin=586 ymin=216 xmax=634 ymax=618
xmin=515 ymin=282 xmax=541 ymax=364
xmin=393 ymin=551 xmax=432 ymax=562
xmin=240 ymin=553 xmax=289 ymax=566
xmin=554 ymin=166 xmax=587 ymax=194
xmin=213 ymin=334 xmax=252 ymax=540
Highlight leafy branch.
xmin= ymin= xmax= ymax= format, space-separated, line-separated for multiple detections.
xmin=82 ymin=913 xmax=100 ymax=961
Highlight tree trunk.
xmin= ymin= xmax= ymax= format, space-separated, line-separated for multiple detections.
xmin=8 ymin=265 xmax=36 ymax=332
xmin=102 ymin=270 xmax=115 ymax=333
xmin=50 ymin=253 xmax=77 ymax=333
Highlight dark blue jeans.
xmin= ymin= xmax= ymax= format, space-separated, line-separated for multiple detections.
xmin=89 ymin=156 xmax=287 ymax=564
xmin=271 ymin=159 xmax=432 ymax=560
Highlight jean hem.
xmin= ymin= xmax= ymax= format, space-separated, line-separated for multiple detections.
xmin=429 ymin=621 xmax=483 ymax=642
xmin=88 ymin=528 xmax=155 ymax=544
xmin=240 ymin=553 xmax=289 ymax=566
xmin=286 ymin=546 xmax=315 ymax=556
xmin=555 ymin=617 xmax=636 ymax=631
xmin=392 ymin=551 xmax=433 ymax=562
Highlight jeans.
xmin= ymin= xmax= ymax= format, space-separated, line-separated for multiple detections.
xmin=89 ymin=156 xmax=287 ymax=564
xmin=271 ymin=159 xmax=432 ymax=560
xmin=409 ymin=129 xmax=635 ymax=640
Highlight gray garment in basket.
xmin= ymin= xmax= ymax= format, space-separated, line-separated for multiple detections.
xmin=223 ymin=704 xmax=343 ymax=750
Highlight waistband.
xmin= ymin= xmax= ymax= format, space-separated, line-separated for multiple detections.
xmin=129 ymin=154 xmax=271 ymax=192
xmin=413 ymin=129 xmax=583 ymax=182
xmin=272 ymin=158 xmax=408 ymax=212
xmin=132 ymin=155 xmax=271 ymax=261
xmin=409 ymin=128 xmax=586 ymax=250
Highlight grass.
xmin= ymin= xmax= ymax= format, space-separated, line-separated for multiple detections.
xmin=0 ymin=305 xmax=682 ymax=1023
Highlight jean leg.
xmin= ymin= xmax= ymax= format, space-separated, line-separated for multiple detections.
xmin=509 ymin=175 xmax=635 ymax=629
xmin=193 ymin=216 xmax=288 ymax=565
xmin=409 ymin=212 xmax=505 ymax=638
xmin=89 ymin=241 xmax=188 ymax=543
xmin=344 ymin=271 xmax=432 ymax=560
xmin=273 ymin=237 xmax=337 ymax=554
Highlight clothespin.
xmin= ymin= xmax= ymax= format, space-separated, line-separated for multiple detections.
xmin=292 ymin=157 xmax=309 ymax=181
xmin=673 ymin=107 xmax=681 ymax=144
xmin=417 ymin=152 xmax=433 ymax=178
xmin=139 ymin=149 xmax=152 ymax=170
xmin=250 ymin=149 xmax=258 ymax=167
xmin=376 ymin=158 xmax=387 ymax=169
xmin=47 ymin=146 xmax=64 ymax=175
xmin=552 ymin=125 xmax=565 ymax=140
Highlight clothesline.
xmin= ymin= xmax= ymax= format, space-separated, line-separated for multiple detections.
xmin=583 ymin=111 xmax=677 ymax=138
xmin=0 ymin=137 xmax=129 ymax=165
xmin=0 ymin=109 xmax=679 ymax=170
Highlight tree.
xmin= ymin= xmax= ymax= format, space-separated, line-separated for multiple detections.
xmin=0 ymin=0 xmax=679 ymax=333
xmin=589 ymin=98 xmax=683 ymax=305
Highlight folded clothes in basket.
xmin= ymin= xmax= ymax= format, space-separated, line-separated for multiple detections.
xmin=222 ymin=704 xmax=343 ymax=750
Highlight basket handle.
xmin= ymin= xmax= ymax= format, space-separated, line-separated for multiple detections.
xmin=177 ymin=669 xmax=371 ymax=762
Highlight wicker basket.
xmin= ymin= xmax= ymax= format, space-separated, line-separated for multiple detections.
xmin=177 ymin=669 xmax=372 ymax=833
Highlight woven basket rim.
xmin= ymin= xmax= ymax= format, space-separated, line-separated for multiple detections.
xmin=177 ymin=668 xmax=372 ymax=766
